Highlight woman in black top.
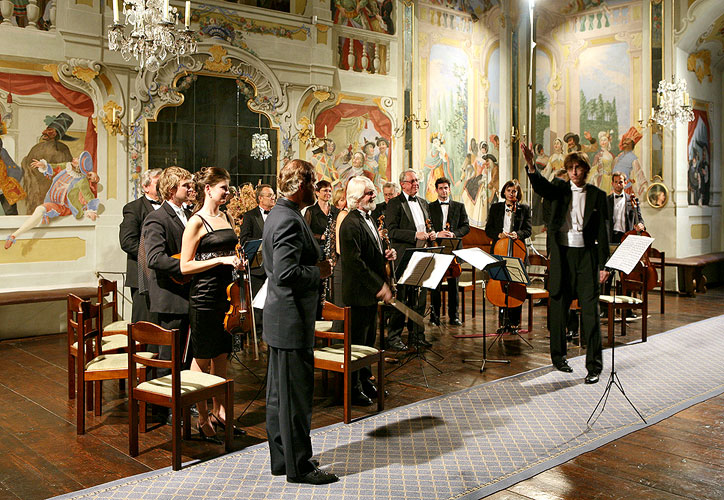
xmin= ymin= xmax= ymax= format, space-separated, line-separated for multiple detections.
xmin=304 ymin=179 xmax=339 ymax=244
xmin=180 ymin=167 xmax=243 ymax=442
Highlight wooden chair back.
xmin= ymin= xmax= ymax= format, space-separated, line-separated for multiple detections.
xmin=98 ymin=278 xmax=120 ymax=323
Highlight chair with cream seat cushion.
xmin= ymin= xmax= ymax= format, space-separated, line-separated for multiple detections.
xmin=97 ymin=278 xmax=130 ymax=335
xmin=127 ymin=321 xmax=234 ymax=471
xmin=313 ymin=301 xmax=384 ymax=424
xmin=523 ymin=253 xmax=550 ymax=334
xmin=599 ymin=263 xmax=649 ymax=346
xmin=73 ymin=299 xmax=155 ymax=435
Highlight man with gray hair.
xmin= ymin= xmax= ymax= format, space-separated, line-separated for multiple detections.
xmin=339 ymin=176 xmax=395 ymax=406
xmin=119 ymin=167 xmax=162 ymax=322
xmin=372 ymin=181 xmax=399 ymax=221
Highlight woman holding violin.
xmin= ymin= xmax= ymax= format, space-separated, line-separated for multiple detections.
xmin=179 ymin=167 xmax=244 ymax=443
xmin=484 ymin=179 xmax=532 ymax=328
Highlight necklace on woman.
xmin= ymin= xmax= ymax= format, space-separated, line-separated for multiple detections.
xmin=202 ymin=211 xmax=223 ymax=218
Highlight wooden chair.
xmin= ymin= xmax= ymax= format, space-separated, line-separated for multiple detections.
xmin=599 ymin=264 xmax=649 ymax=347
xmin=97 ymin=278 xmax=130 ymax=335
xmin=523 ymin=253 xmax=550 ymax=334
xmin=650 ymin=248 xmax=666 ymax=314
xmin=128 ymin=321 xmax=233 ymax=471
xmin=313 ymin=301 xmax=384 ymax=424
xmin=67 ymin=294 xmax=130 ymax=401
xmin=73 ymin=297 xmax=155 ymax=435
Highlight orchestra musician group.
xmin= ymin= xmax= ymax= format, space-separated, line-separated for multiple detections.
xmin=119 ymin=144 xmax=649 ymax=484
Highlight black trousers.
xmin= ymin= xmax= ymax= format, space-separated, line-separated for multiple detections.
xmin=430 ymin=277 xmax=460 ymax=320
xmin=387 ymin=284 xmax=426 ymax=344
xmin=266 ymin=346 xmax=315 ymax=479
xmin=250 ymin=273 xmax=265 ymax=337
xmin=350 ymin=304 xmax=378 ymax=388
xmin=131 ymin=288 xmax=157 ymax=324
xmin=549 ymin=246 xmax=603 ymax=375
xmin=155 ymin=313 xmax=191 ymax=377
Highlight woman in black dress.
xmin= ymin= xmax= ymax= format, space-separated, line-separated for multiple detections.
xmin=304 ymin=179 xmax=339 ymax=244
xmin=180 ymin=167 xmax=243 ymax=442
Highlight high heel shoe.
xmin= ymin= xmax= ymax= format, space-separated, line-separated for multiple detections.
xmin=196 ymin=421 xmax=223 ymax=445
xmin=209 ymin=412 xmax=246 ymax=437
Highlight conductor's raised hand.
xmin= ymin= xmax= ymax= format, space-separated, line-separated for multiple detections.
xmin=317 ymin=259 xmax=334 ymax=279
xmin=520 ymin=143 xmax=536 ymax=172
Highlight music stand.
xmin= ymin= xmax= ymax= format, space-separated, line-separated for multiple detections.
xmin=244 ymin=239 xmax=263 ymax=270
xmin=487 ymin=255 xmax=533 ymax=350
xmin=452 ymin=248 xmax=511 ymax=372
xmin=588 ymin=234 xmax=653 ymax=427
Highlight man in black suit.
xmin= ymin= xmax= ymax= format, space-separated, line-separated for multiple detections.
xmin=371 ymin=181 xmax=399 ymax=222
xmin=608 ymin=171 xmax=645 ymax=243
xmin=339 ymin=176 xmax=395 ymax=406
xmin=386 ymin=169 xmax=436 ymax=350
xmin=142 ymin=166 xmax=195 ymax=376
xmin=428 ymin=176 xmax=470 ymax=326
xmin=262 ymin=159 xmax=337 ymax=485
xmin=119 ymin=168 xmax=162 ymax=323
xmin=522 ymin=146 xmax=610 ymax=384
xmin=240 ymin=183 xmax=276 ymax=335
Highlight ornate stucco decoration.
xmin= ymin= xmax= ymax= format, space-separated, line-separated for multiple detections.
xmin=687 ymin=50 xmax=713 ymax=83
xmin=71 ymin=66 xmax=100 ymax=83
xmin=313 ymin=90 xmax=331 ymax=103
xmin=204 ymin=45 xmax=233 ymax=73
xmin=102 ymin=100 xmax=123 ymax=136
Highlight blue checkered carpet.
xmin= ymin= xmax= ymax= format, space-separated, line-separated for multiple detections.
xmin=54 ymin=315 xmax=724 ymax=500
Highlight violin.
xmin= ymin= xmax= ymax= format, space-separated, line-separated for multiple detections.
xmin=442 ymin=221 xmax=463 ymax=280
xmin=621 ymin=195 xmax=657 ymax=291
xmin=170 ymin=254 xmax=192 ymax=285
xmin=224 ymin=237 xmax=259 ymax=359
xmin=485 ymin=202 xmax=528 ymax=308
xmin=377 ymin=215 xmax=396 ymax=294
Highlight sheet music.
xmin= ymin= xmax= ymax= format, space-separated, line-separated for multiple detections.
xmin=453 ymin=247 xmax=499 ymax=270
xmin=398 ymin=252 xmax=454 ymax=290
xmin=252 ymin=279 xmax=267 ymax=309
xmin=499 ymin=256 xmax=530 ymax=285
xmin=605 ymin=235 xmax=655 ymax=274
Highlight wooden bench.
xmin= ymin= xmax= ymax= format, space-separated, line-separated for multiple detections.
xmin=0 ymin=287 xmax=98 ymax=307
xmin=649 ymin=252 xmax=724 ymax=296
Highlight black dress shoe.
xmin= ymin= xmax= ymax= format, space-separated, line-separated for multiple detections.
xmin=386 ymin=339 xmax=408 ymax=351
xmin=430 ymin=316 xmax=440 ymax=326
xmin=410 ymin=335 xmax=432 ymax=348
xmin=584 ymin=373 xmax=600 ymax=384
xmin=272 ymin=459 xmax=320 ymax=476
xmin=209 ymin=412 xmax=247 ymax=437
xmin=287 ymin=468 xmax=339 ymax=485
xmin=553 ymin=361 xmax=573 ymax=373
xmin=361 ymin=380 xmax=377 ymax=398
xmin=351 ymin=390 xmax=374 ymax=407
xmin=449 ymin=318 xmax=463 ymax=326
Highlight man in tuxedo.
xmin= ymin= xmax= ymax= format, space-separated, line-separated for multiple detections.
xmin=385 ymin=169 xmax=436 ymax=350
xmin=428 ymin=177 xmax=470 ymax=326
xmin=142 ymin=166 xmax=194 ymax=376
xmin=263 ymin=159 xmax=337 ymax=485
xmin=608 ymin=172 xmax=645 ymax=243
xmin=371 ymin=181 xmax=399 ymax=221
xmin=339 ymin=176 xmax=395 ymax=406
xmin=119 ymin=168 xmax=162 ymax=323
xmin=240 ymin=183 xmax=276 ymax=335
xmin=522 ymin=146 xmax=610 ymax=384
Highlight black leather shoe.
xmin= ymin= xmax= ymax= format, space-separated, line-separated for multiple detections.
xmin=449 ymin=318 xmax=463 ymax=326
xmin=272 ymin=459 xmax=320 ymax=476
xmin=361 ymin=380 xmax=377 ymax=398
xmin=430 ymin=316 xmax=440 ymax=326
xmin=410 ymin=335 xmax=432 ymax=348
xmin=386 ymin=339 xmax=408 ymax=351
xmin=352 ymin=390 xmax=374 ymax=406
xmin=210 ymin=412 xmax=247 ymax=437
xmin=189 ymin=406 xmax=199 ymax=417
xmin=585 ymin=373 xmax=600 ymax=384
xmin=553 ymin=361 xmax=573 ymax=373
xmin=287 ymin=468 xmax=339 ymax=485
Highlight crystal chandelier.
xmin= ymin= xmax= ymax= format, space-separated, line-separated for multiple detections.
xmin=250 ymin=114 xmax=272 ymax=161
xmin=108 ymin=0 xmax=197 ymax=72
xmin=653 ymin=77 xmax=694 ymax=129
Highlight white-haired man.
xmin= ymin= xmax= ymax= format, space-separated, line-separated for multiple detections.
xmin=339 ymin=176 xmax=395 ymax=406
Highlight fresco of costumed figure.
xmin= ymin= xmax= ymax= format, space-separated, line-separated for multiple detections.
xmin=423 ymin=132 xmax=453 ymax=201
xmin=361 ymin=141 xmax=382 ymax=195
xmin=311 ymin=138 xmax=340 ymax=186
xmin=588 ymin=130 xmax=614 ymax=193
xmin=542 ymin=138 xmax=564 ymax=180
xmin=0 ymin=127 xmax=26 ymax=216
xmin=531 ymin=143 xmax=549 ymax=227
xmin=613 ymin=126 xmax=648 ymax=197
xmin=5 ymin=151 xmax=99 ymax=249
xmin=337 ymin=149 xmax=365 ymax=188
xmin=463 ymin=153 xmax=498 ymax=226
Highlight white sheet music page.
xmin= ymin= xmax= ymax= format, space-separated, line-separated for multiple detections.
xmin=453 ymin=247 xmax=499 ymax=271
xmin=605 ymin=235 xmax=655 ymax=274
xmin=252 ymin=279 xmax=267 ymax=309
xmin=398 ymin=252 xmax=454 ymax=290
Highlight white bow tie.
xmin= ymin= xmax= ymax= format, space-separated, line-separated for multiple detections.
xmin=570 ymin=184 xmax=585 ymax=193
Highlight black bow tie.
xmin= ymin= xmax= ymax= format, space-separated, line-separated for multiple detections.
xmin=505 ymin=207 xmax=513 ymax=213
xmin=150 ymin=199 xmax=162 ymax=206
xmin=440 ymin=202 xmax=449 ymax=205
xmin=408 ymin=196 xmax=417 ymax=202
xmin=364 ymin=212 xmax=371 ymax=220
xmin=262 ymin=209 xmax=270 ymax=215
xmin=614 ymin=194 xmax=624 ymax=199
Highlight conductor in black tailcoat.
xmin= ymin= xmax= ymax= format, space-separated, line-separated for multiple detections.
xmin=428 ymin=176 xmax=469 ymax=326
xmin=339 ymin=176 xmax=395 ymax=406
xmin=142 ymin=166 xmax=195 ymax=375
xmin=385 ymin=169 xmax=436 ymax=350
xmin=119 ymin=168 xmax=162 ymax=323
xmin=522 ymin=146 xmax=610 ymax=384
xmin=262 ymin=159 xmax=338 ymax=485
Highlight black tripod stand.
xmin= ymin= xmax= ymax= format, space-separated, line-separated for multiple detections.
xmin=488 ymin=281 xmax=533 ymax=350
xmin=463 ymin=278 xmax=510 ymax=372
xmin=587 ymin=270 xmax=646 ymax=427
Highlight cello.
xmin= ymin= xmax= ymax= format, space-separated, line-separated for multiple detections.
xmin=224 ymin=237 xmax=259 ymax=359
xmin=485 ymin=202 xmax=528 ymax=309
xmin=620 ymin=195 xmax=657 ymax=291
xmin=442 ymin=221 xmax=463 ymax=280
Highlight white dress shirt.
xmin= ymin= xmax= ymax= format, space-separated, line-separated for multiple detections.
xmin=439 ymin=200 xmax=450 ymax=229
xmin=166 ymin=201 xmax=188 ymax=227
xmin=557 ymin=182 xmax=586 ymax=248
xmin=406 ymin=195 xmax=426 ymax=232
xmin=503 ymin=204 xmax=514 ymax=234
xmin=359 ymin=209 xmax=383 ymax=252
xmin=259 ymin=205 xmax=269 ymax=222
xmin=146 ymin=195 xmax=163 ymax=210
xmin=612 ymin=193 xmax=626 ymax=233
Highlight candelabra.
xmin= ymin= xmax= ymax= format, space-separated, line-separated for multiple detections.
xmin=108 ymin=0 xmax=197 ymax=72
xmin=510 ymin=125 xmax=527 ymax=144
xmin=393 ymin=114 xmax=429 ymax=137
xmin=651 ymin=77 xmax=694 ymax=129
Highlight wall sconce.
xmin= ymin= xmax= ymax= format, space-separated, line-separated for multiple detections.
xmin=393 ymin=114 xmax=429 ymax=137
xmin=510 ymin=125 xmax=527 ymax=144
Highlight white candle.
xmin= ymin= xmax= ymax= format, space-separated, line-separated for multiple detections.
xmin=522 ymin=125 xmax=526 ymax=136
xmin=511 ymin=125 xmax=515 ymax=136
xmin=684 ymin=92 xmax=690 ymax=106
xmin=113 ymin=0 xmax=119 ymax=23
xmin=130 ymin=108 xmax=134 ymax=124
xmin=638 ymin=108 xmax=643 ymax=121
xmin=164 ymin=0 xmax=169 ymax=21
xmin=112 ymin=108 xmax=116 ymax=123
xmin=185 ymin=1 xmax=190 ymax=28
xmin=324 ymin=125 xmax=327 ymax=138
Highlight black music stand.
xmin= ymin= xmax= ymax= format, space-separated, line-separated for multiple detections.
xmin=487 ymin=255 xmax=533 ymax=350
xmin=588 ymin=235 xmax=653 ymax=427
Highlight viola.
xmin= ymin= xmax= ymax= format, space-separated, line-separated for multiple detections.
xmin=224 ymin=236 xmax=258 ymax=358
xmin=485 ymin=202 xmax=528 ymax=308
xmin=442 ymin=221 xmax=463 ymax=280
xmin=377 ymin=214 xmax=396 ymax=294
xmin=620 ymin=195 xmax=657 ymax=291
